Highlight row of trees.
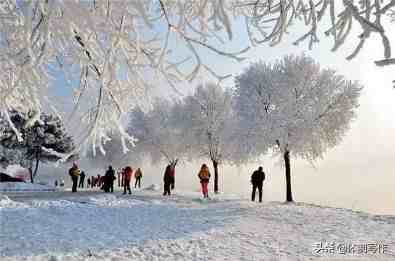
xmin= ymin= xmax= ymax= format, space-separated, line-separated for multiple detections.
xmin=128 ymin=55 xmax=362 ymax=201
xmin=0 ymin=110 xmax=76 ymax=183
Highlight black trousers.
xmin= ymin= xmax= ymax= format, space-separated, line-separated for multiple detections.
xmin=78 ymin=177 xmax=85 ymax=188
xmin=124 ymin=180 xmax=131 ymax=194
xmin=163 ymin=182 xmax=171 ymax=195
xmin=72 ymin=176 xmax=78 ymax=192
xmin=251 ymin=184 xmax=263 ymax=202
xmin=109 ymin=181 xmax=114 ymax=193
xmin=135 ymin=177 xmax=141 ymax=188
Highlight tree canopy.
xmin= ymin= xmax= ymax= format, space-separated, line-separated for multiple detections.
xmin=234 ymin=54 xmax=362 ymax=201
xmin=0 ymin=110 xmax=77 ymax=182
xmin=1 ymin=0 xmax=393 ymax=150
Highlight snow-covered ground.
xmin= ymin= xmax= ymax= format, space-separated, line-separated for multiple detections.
xmin=1 ymin=188 xmax=394 ymax=261
xmin=0 ymin=182 xmax=56 ymax=192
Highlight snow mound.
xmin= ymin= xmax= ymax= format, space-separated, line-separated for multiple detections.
xmin=87 ymin=194 xmax=145 ymax=207
xmin=143 ymin=184 xmax=160 ymax=191
xmin=30 ymin=200 xmax=76 ymax=208
xmin=0 ymin=195 xmax=28 ymax=208
xmin=4 ymin=164 xmax=30 ymax=180
xmin=0 ymin=182 xmax=56 ymax=192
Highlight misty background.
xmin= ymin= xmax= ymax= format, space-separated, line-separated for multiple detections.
xmin=13 ymin=16 xmax=395 ymax=216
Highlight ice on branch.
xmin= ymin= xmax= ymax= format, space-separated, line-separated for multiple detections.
xmin=0 ymin=0 xmax=393 ymax=151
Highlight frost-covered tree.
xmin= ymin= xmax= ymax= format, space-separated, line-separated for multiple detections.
xmin=1 ymin=1 xmax=393 ymax=154
xmin=0 ymin=110 xmax=77 ymax=183
xmin=234 ymin=55 xmax=362 ymax=202
xmin=128 ymin=102 xmax=188 ymax=174
xmin=237 ymin=0 xmax=395 ymax=66
xmin=181 ymin=83 xmax=233 ymax=193
xmin=84 ymin=135 xmax=134 ymax=170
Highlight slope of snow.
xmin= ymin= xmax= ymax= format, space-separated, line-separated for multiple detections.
xmin=1 ymin=190 xmax=394 ymax=261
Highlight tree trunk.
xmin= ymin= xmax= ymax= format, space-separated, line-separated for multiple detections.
xmin=283 ymin=150 xmax=293 ymax=202
xmin=28 ymin=160 xmax=34 ymax=183
xmin=32 ymin=154 xmax=40 ymax=181
xmin=212 ymin=160 xmax=219 ymax=194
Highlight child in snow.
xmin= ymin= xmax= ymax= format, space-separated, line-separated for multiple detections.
xmin=198 ymin=164 xmax=211 ymax=198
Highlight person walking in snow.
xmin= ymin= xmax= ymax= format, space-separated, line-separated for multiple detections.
xmin=90 ymin=176 xmax=95 ymax=187
xmin=68 ymin=163 xmax=80 ymax=193
xmin=163 ymin=165 xmax=173 ymax=196
xmin=251 ymin=166 xmax=265 ymax=202
xmin=117 ymin=169 xmax=121 ymax=187
xmin=169 ymin=165 xmax=175 ymax=190
xmin=123 ymin=166 xmax=133 ymax=194
xmin=87 ymin=176 xmax=91 ymax=188
xmin=134 ymin=168 xmax=142 ymax=188
xmin=78 ymin=170 xmax=86 ymax=188
xmin=198 ymin=164 xmax=211 ymax=198
xmin=104 ymin=166 xmax=116 ymax=193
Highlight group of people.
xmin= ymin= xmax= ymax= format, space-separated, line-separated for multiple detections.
xmin=194 ymin=164 xmax=266 ymax=201
xmin=67 ymin=163 xmax=143 ymax=193
xmin=121 ymin=166 xmax=143 ymax=194
xmin=68 ymin=162 xmax=266 ymax=202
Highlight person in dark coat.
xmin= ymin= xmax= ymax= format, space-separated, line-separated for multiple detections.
xmin=163 ymin=165 xmax=173 ymax=196
xmin=251 ymin=166 xmax=265 ymax=202
xmin=97 ymin=174 xmax=101 ymax=187
xmin=169 ymin=165 xmax=175 ymax=190
xmin=105 ymin=166 xmax=116 ymax=193
xmin=91 ymin=176 xmax=95 ymax=187
xmin=78 ymin=171 xmax=86 ymax=188
xmin=68 ymin=163 xmax=80 ymax=193
xmin=87 ymin=177 xmax=91 ymax=188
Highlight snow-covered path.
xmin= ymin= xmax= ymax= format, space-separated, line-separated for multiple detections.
xmin=1 ymin=190 xmax=394 ymax=260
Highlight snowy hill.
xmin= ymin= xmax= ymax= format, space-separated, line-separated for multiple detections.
xmin=0 ymin=190 xmax=394 ymax=261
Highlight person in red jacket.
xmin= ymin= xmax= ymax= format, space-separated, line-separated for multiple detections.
xmin=123 ymin=166 xmax=133 ymax=195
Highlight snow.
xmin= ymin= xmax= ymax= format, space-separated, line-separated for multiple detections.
xmin=0 ymin=182 xmax=56 ymax=192
xmin=143 ymin=183 xmax=161 ymax=191
xmin=0 ymin=195 xmax=28 ymax=208
xmin=0 ymin=190 xmax=394 ymax=261
xmin=3 ymin=164 xmax=30 ymax=180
